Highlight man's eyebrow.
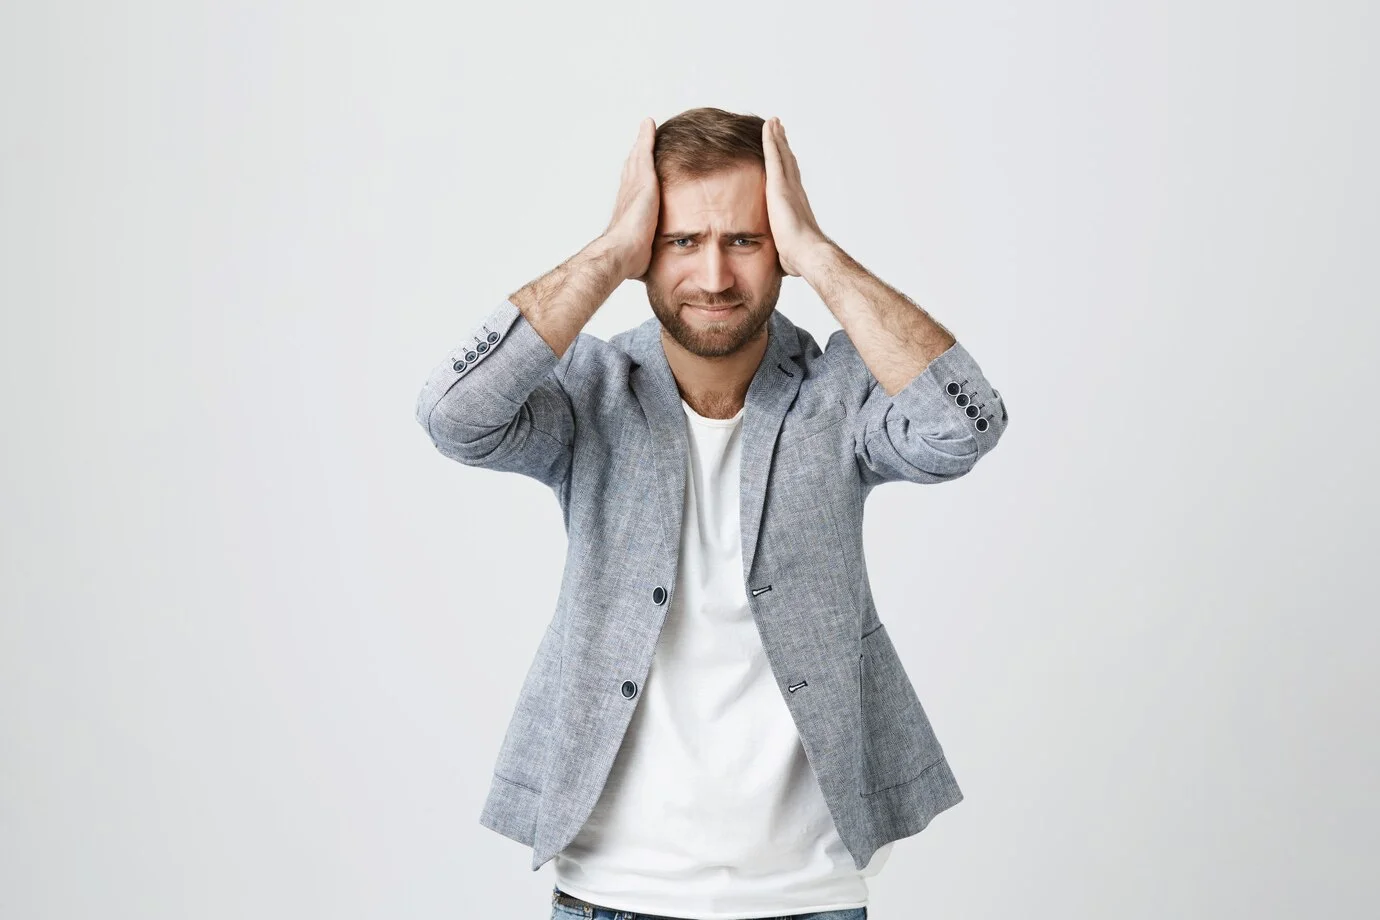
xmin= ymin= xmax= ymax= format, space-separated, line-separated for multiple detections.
xmin=658 ymin=230 xmax=769 ymax=240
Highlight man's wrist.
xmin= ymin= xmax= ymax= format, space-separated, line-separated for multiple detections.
xmin=589 ymin=233 xmax=638 ymax=278
xmin=795 ymin=237 xmax=846 ymax=288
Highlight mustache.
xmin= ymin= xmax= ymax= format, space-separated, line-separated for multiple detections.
xmin=682 ymin=295 xmax=745 ymax=307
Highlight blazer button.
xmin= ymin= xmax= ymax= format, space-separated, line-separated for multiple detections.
xmin=652 ymin=585 xmax=667 ymax=605
xmin=974 ymin=416 xmax=990 ymax=432
xmin=945 ymin=381 xmax=961 ymax=396
xmin=452 ymin=359 xmax=466 ymax=372
xmin=620 ymin=679 xmax=638 ymax=699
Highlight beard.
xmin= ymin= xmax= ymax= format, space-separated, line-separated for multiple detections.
xmin=645 ymin=270 xmax=783 ymax=358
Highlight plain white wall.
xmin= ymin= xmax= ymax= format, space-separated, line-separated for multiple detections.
xmin=3 ymin=1 xmax=1376 ymax=917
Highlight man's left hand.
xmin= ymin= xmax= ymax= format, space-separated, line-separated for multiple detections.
xmin=763 ymin=116 xmax=831 ymax=277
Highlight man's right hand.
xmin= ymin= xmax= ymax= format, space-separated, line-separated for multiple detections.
xmin=505 ymin=118 xmax=660 ymax=359
xmin=602 ymin=117 xmax=660 ymax=282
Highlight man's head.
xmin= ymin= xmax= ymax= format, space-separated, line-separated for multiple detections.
xmin=644 ymin=107 xmax=783 ymax=359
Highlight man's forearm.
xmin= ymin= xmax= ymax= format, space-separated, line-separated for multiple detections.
xmin=796 ymin=240 xmax=957 ymax=397
xmin=508 ymin=235 xmax=629 ymax=360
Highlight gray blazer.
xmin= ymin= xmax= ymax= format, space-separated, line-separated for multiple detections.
xmin=415 ymin=298 xmax=1008 ymax=872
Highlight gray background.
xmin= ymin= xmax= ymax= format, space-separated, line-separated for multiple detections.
xmin=3 ymin=1 xmax=1376 ymax=917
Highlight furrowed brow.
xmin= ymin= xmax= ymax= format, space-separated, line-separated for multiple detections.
xmin=658 ymin=230 xmax=769 ymax=240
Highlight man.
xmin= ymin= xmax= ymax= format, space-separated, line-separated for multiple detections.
xmin=415 ymin=107 xmax=1008 ymax=919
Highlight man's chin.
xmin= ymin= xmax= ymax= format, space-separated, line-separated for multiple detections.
xmin=673 ymin=316 xmax=770 ymax=358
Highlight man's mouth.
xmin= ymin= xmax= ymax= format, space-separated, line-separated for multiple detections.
xmin=687 ymin=302 xmax=741 ymax=316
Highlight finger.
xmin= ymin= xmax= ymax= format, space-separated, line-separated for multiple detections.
xmin=624 ymin=123 xmax=645 ymax=180
xmin=769 ymin=118 xmax=796 ymax=186
xmin=762 ymin=117 xmax=785 ymax=181
xmin=634 ymin=119 xmax=655 ymax=175
xmin=775 ymin=120 xmax=802 ymax=185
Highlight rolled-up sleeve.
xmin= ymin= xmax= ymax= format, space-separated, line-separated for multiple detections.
xmin=415 ymin=299 xmax=578 ymax=491
xmin=831 ymin=332 xmax=1008 ymax=487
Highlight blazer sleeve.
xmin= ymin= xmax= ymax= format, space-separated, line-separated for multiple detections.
xmin=826 ymin=330 xmax=1009 ymax=487
xmin=415 ymin=299 xmax=577 ymax=492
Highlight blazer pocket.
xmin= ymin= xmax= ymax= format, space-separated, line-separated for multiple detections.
xmin=787 ymin=399 xmax=847 ymax=441
xmin=493 ymin=622 xmax=565 ymax=793
xmin=858 ymin=623 xmax=945 ymax=796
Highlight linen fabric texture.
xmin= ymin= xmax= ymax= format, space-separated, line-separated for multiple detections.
xmin=414 ymin=298 xmax=1009 ymax=875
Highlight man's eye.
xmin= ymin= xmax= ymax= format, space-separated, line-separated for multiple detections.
xmin=669 ymin=238 xmax=755 ymax=248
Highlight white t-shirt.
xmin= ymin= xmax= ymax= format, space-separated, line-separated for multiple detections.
xmin=552 ymin=397 xmax=892 ymax=919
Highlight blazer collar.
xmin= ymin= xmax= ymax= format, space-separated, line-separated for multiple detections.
xmin=625 ymin=308 xmax=806 ymax=580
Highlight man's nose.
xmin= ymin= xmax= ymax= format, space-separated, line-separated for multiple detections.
xmin=695 ymin=245 xmax=734 ymax=294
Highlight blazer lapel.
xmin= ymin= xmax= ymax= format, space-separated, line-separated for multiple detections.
xmin=628 ymin=310 xmax=804 ymax=580
xmin=738 ymin=311 xmax=803 ymax=578
xmin=631 ymin=325 xmax=689 ymax=564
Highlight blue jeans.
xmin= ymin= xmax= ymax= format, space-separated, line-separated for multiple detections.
xmin=550 ymin=885 xmax=868 ymax=920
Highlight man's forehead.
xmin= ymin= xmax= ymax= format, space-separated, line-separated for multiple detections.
xmin=659 ymin=167 xmax=766 ymax=231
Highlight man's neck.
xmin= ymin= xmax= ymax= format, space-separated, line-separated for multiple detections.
xmin=661 ymin=324 xmax=770 ymax=420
